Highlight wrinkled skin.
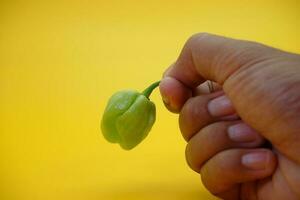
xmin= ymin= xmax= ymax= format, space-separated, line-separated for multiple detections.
xmin=160 ymin=33 xmax=300 ymax=199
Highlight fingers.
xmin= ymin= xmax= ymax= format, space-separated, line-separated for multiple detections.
xmin=159 ymin=32 xmax=278 ymax=112
xmin=200 ymin=148 xmax=277 ymax=195
xmin=160 ymin=33 xmax=300 ymax=164
xmin=159 ymin=77 xmax=222 ymax=113
xmin=186 ymin=121 xmax=265 ymax=173
xmin=179 ymin=92 xmax=236 ymax=140
xmin=159 ymin=77 xmax=192 ymax=113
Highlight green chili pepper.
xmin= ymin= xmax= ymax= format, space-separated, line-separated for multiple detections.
xmin=101 ymin=81 xmax=160 ymax=150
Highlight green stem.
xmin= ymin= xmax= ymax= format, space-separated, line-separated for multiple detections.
xmin=141 ymin=81 xmax=161 ymax=99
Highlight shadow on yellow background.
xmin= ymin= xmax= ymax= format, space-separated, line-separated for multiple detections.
xmin=1 ymin=0 xmax=299 ymax=199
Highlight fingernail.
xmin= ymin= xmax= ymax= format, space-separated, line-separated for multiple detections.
xmin=159 ymin=79 xmax=170 ymax=105
xmin=242 ymin=151 xmax=268 ymax=170
xmin=228 ymin=123 xmax=257 ymax=143
xmin=208 ymin=95 xmax=234 ymax=117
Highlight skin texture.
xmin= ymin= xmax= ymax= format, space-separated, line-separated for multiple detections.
xmin=159 ymin=33 xmax=300 ymax=200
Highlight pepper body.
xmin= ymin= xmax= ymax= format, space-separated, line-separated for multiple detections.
xmin=101 ymin=90 xmax=156 ymax=150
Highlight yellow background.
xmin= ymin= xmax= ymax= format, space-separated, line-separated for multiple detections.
xmin=1 ymin=0 xmax=299 ymax=199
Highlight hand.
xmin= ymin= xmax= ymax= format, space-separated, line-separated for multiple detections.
xmin=159 ymin=33 xmax=300 ymax=200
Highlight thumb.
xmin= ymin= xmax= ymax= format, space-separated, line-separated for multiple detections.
xmin=160 ymin=33 xmax=300 ymax=163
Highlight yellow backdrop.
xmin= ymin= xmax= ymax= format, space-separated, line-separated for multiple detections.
xmin=1 ymin=0 xmax=299 ymax=199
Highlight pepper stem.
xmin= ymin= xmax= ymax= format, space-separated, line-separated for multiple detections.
xmin=141 ymin=81 xmax=161 ymax=99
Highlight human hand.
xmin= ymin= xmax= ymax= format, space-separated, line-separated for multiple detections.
xmin=159 ymin=33 xmax=300 ymax=199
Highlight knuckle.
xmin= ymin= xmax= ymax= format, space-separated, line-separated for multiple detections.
xmin=200 ymin=152 xmax=237 ymax=194
xmin=185 ymin=142 xmax=202 ymax=173
xmin=200 ymin=167 xmax=223 ymax=195
xmin=185 ymin=122 xmax=228 ymax=173
xmin=179 ymin=96 xmax=209 ymax=140
xmin=188 ymin=32 xmax=211 ymax=42
xmin=186 ymin=32 xmax=211 ymax=49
